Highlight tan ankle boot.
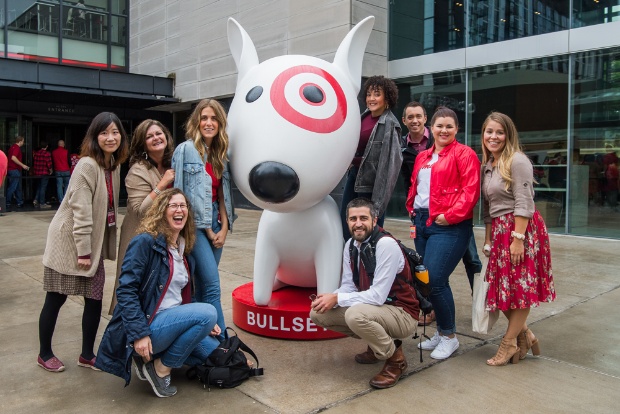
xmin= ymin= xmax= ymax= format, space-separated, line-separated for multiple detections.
xmin=355 ymin=346 xmax=380 ymax=364
xmin=486 ymin=337 xmax=520 ymax=366
xmin=369 ymin=341 xmax=407 ymax=389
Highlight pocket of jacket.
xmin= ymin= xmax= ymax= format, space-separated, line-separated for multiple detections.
xmin=183 ymin=163 xmax=204 ymax=192
xmin=438 ymin=185 xmax=460 ymax=200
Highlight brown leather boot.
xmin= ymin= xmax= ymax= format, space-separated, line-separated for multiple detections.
xmin=369 ymin=341 xmax=407 ymax=389
xmin=355 ymin=346 xmax=380 ymax=364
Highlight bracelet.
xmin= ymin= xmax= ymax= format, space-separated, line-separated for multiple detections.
xmin=511 ymin=231 xmax=525 ymax=240
xmin=153 ymin=187 xmax=161 ymax=196
xmin=483 ymin=244 xmax=491 ymax=253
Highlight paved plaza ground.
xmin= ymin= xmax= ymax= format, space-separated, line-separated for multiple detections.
xmin=1 ymin=207 xmax=618 ymax=413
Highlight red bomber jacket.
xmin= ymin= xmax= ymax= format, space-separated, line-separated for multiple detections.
xmin=406 ymin=139 xmax=481 ymax=226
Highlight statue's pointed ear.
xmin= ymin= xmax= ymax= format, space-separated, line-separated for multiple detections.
xmin=333 ymin=16 xmax=375 ymax=94
xmin=228 ymin=18 xmax=259 ymax=82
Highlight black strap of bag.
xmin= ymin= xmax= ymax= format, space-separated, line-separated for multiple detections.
xmin=186 ymin=327 xmax=264 ymax=390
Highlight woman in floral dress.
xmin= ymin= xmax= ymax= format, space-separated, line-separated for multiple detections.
xmin=481 ymin=111 xmax=555 ymax=366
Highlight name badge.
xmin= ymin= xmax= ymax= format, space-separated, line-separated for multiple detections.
xmin=107 ymin=210 xmax=116 ymax=227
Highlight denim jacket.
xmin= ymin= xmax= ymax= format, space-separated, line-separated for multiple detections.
xmin=171 ymin=140 xmax=235 ymax=231
xmin=94 ymin=233 xmax=196 ymax=384
xmin=355 ymin=109 xmax=403 ymax=216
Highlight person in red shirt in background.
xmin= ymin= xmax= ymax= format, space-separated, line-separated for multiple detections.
xmin=52 ymin=139 xmax=71 ymax=203
xmin=6 ymin=136 xmax=30 ymax=209
xmin=33 ymin=141 xmax=53 ymax=208
xmin=0 ymin=149 xmax=7 ymax=215
xmin=70 ymin=152 xmax=79 ymax=174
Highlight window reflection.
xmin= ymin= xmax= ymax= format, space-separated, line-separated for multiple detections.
xmin=468 ymin=0 xmax=569 ymax=46
xmin=389 ymin=0 xmax=465 ymax=60
xmin=2 ymin=0 xmax=126 ymax=69
xmin=570 ymin=48 xmax=620 ymax=236
xmin=573 ymin=0 xmax=620 ymax=27
xmin=389 ymin=1 xmax=619 ymax=61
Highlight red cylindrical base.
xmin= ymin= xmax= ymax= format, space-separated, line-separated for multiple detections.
xmin=232 ymin=282 xmax=345 ymax=340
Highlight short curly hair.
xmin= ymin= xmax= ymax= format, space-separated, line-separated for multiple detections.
xmin=363 ymin=76 xmax=398 ymax=109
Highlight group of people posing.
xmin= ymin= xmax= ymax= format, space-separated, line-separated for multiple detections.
xmin=33 ymin=75 xmax=556 ymax=397
xmin=311 ymin=76 xmax=555 ymax=389
xmin=36 ymin=100 xmax=234 ymax=398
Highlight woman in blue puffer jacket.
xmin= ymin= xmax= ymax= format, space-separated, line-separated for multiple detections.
xmin=95 ymin=188 xmax=220 ymax=398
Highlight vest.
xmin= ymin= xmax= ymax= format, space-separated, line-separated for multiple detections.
xmin=350 ymin=228 xmax=420 ymax=321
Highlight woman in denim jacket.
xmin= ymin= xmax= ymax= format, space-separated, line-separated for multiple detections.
xmin=171 ymin=99 xmax=234 ymax=339
xmin=340 ymin=76 xmax=402 ymax=239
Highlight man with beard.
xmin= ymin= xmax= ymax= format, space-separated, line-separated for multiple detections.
xmin=310 ymin=197 xmax=419 ymax=389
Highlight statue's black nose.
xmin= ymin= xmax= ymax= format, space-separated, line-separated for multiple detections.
xmin=249 ymin=162 xmax=299 ymax=204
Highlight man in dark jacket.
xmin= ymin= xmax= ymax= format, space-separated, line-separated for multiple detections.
xmin=400 ymin=102 xmax=433 ymax=196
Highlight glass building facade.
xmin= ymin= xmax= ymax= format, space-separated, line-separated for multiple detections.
xmin=0 ymin=0 xmax=128 ymax=70
xmin=388 ymin=1 xmax=620 ymax=239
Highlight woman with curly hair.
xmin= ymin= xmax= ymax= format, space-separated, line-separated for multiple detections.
xmin=171 ymin=99 xmax=234 ymax=339
xmin=340 ymin=75 xmax=402 ymax=239
xmin=481 ymin=112 xmax=555 ymax=366
xmin=96 ymin=188 xmax=220 ymax=397
xmin=108 ymin=119 xmax=176 ymax=314
xmin=38 ymin=112 xmax=128 ymax=372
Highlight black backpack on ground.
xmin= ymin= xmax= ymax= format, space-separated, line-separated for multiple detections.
xmin=186 ymin=328 xmax=264 ymax=389
xmin=349 ymin=226 xmax=433 ymax=361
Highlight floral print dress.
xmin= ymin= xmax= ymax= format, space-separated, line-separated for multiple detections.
xmin=486 ymin=211 xmax=556 ymax=311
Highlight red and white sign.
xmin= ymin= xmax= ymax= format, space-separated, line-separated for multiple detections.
xmin=232 ymin=283 xmax=345 ymax=340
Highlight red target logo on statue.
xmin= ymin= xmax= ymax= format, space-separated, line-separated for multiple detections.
xmin=270 ymin=65 xmax=347 ymax=134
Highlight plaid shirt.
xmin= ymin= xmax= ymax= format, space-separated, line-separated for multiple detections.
xmin=33 ymin=148 xmax=52 ymax=176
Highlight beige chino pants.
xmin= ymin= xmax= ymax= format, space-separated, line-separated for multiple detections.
xmin=310 ymin=304 xmax=417 ymax=360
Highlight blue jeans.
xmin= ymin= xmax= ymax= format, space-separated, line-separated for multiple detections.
xmin=340 ymin=166 xmax=384 ymax=240
xmin=150 ymin=303 xmax=219 ymax=368
xmin=462 ymin=234 xmax=482 ymax=291
xmin=412 ymin=209 xmax=473 ymax=336
xmin=36 ymin=176 xmax=49 ymax=204
xmin=191 ymin=201 xmax=226 ymax=339
xmin=6 ymin=170 xmax=23 ymax=206
xmin=55 ymin=171 xmax=70 ymax=202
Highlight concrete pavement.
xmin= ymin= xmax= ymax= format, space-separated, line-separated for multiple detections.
xmin=1 ymin=208 xmax=618 ymax=414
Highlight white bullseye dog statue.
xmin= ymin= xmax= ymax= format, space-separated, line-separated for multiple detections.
xmin=227 ymin=16 xmax=375 ymax=306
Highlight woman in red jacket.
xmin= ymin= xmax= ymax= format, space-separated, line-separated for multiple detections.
xmin=406 ymin=106 xmax=480 ymax=360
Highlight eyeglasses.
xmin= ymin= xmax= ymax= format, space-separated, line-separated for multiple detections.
xmin=167 ymin=203 xmax=188 ymax=210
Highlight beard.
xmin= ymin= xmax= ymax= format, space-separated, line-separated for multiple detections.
xmin=350 ymin=225 xmax=372 ymax=242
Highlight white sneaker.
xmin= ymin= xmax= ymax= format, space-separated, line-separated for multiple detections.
xmin=430 ymin=335 xmax=459 ymax=360
xmin=418 ymin=331 xmax=441 ymax=350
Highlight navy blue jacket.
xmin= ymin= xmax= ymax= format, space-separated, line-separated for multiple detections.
xmin=95 ymin=233 xmax=195 ymax=384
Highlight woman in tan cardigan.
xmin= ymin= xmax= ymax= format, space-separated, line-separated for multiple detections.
xmin=37 ymin=112 xmax=128 ymax=373
xmin=108 ymin=119 xmax=175 ymax=314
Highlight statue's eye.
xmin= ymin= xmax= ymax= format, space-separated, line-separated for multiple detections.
xmin=246 ymin=86 xmax=263 ymax=103
xmin=302 ymin=85 xmax=324 ymax=104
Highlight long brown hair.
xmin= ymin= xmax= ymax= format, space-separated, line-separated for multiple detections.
xmin=128 ymin=119 xmax=174 ymax=169
xmin=481 ymin=111 xmax=522 ymax=191
xmin=184 ymin=99 xmax=229 ymax=178
xmin=79 ymin=112 xmax=129 ymax=169
xmin=137 ymin=188 xmax=196 ymax=252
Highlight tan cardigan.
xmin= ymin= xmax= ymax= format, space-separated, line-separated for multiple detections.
xmin=42 ymin=157 xmax=119 ymax=276
xmin=108 ymin=161 xmax=161 ymax=314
